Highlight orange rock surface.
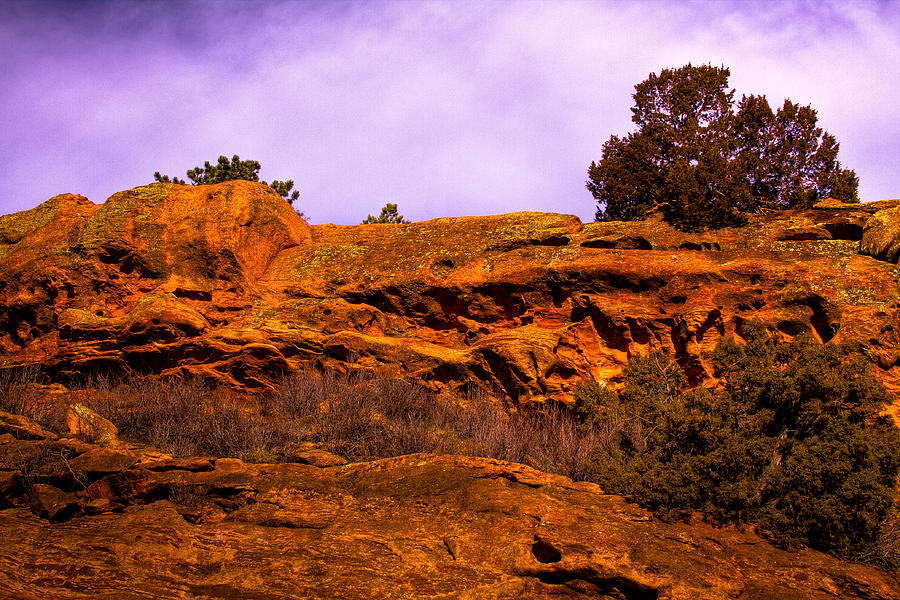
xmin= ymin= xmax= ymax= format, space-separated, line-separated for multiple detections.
xmin=1 ymin=411 xmax=898 ymax=599
xmin=3 ymin=181 xmax=900 ymax=411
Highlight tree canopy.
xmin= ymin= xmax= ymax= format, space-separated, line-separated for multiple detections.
xmin=362 ymin=203 xmax=409 ymax=224
xmin=587 ymin=64 xmax=859 ymax=229
xmin=154 ymin=155 xmax=301 ymax=207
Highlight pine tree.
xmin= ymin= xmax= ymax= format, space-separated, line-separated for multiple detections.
xmin=154 ymin=155 xmax=301 ymax=207
xmin=362 ymin=203 xmax=409 ymax=224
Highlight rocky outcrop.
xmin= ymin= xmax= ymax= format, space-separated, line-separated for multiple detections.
xmin=861 ymin=201 xmax=900 ymax=263
xmin=4 ymin=183 xmax=900 ymax=407
xmin=0 ymin=410 xmax=897 ymax=599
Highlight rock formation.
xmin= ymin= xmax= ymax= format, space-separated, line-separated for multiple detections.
xmin=4 ymin=181 xmax=900 ymax=411
xmin=1 ymin=410 xmax=898 ymax=599
xmin=4 ymin=184 xmax=900 ymax=596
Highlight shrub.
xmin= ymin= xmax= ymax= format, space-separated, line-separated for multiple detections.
xmin=362 ymin=203 xmax=409 ymax=224
xmin=89 ymin=376 xmax=285 ymax=461
xmin=0 ymin=364 xmax=59 ymax=430
xmin=582 ymin=323 xmax=900 ymax=558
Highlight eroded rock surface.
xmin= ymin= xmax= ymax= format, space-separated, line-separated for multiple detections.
xmin=4 ymin=183 xmax=900 ymax=407
xmin=0 ymin=411 xmax=897 ymax=599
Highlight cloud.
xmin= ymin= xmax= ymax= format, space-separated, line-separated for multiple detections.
xmin=1 ymin=0 xmax=898 ymax=224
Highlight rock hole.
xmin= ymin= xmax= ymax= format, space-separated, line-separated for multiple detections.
xmin=776 ymin=321 xmax=800 ymax=336
xmin=823 ymin=222 xmax=863 ymax=241
xmin=539 ymin=235 xmax=570 ymax=247
xmin=531 ymin=536 xmax=562 ymax=563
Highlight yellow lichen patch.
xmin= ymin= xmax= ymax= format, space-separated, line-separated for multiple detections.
xmin=0 ymin=195 xmax=70 ymax=244
xmin=279 ymin=212 xmax=582 ymax=287
xmin=0 ymin=194 xmax=97 ymax=264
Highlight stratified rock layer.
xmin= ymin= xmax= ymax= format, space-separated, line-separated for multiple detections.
xmin=3 ymin=183 xmax=900 ymax=408
xmin=0 ymin=411 xmax=897 ymax=599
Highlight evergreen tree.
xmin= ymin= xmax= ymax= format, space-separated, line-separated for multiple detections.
xmin=587 ymin=64 xmax=859 ymax=229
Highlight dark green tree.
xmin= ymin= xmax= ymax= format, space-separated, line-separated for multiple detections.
xmin=587 ymin=64 xmax=859 ymax=229
xmin=154 ymin=154 xmax=301 ymax=207
xmin=362 ymin=203 xmax=409 ymax=224
xmin=579 ymin=322 xmax=900 ymax=558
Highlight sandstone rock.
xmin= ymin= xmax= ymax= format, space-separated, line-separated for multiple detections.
xmin=0 ymin=410 xmax=57 ymax=440
xmin=289 ymin=447 xmax=349 ymax=468
xmin=77 ymin=180 xmax=311 ymax=284
xmin=0 ymin=443 xmax=895 ymax=599
xmin=27 ymin=483 xmax=80 ymax=522
xmin=118 ymin=293 xmax=210 ymax=343
xmin=4 ymin=183 xmax=900 ymax=407
xmin=67 ymin=447 xmax=137 ymax=478
xmin=862 ymin=204 xmax=900 ymax=263
xmin=213 ymin=457 xmax=247 ymax=473
xmin=66 ymin=403 xmax=121 ymax=446
xmin=138 ymin=457 xmax=214 ymax=472
xmin=776 ymin=224 xmax=832 ymax=241
xmin=580 ymin=233 xmax=652 ymax=249
xmin=0 ymin=470 xmax=24 ymax=504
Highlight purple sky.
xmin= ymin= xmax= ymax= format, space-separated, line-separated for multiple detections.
xmin=2 ymin=0 xmax=899 ymax=224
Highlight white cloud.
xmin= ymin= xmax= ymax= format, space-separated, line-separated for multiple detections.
xmin=1 ymin=0 xmax=898 ymax=221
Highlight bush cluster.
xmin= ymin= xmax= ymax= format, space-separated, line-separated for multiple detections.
xmin=576 ymin=320 xmax=900 ymax=559
xmin=0 ymin=364 xmax=61 ymax=431
xmin=361 ymin=203 xmax=409 ymax=224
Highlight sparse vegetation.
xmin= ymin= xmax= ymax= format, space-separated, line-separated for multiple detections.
xmin=576 ymin=321 xmax=900 ymax=559
xmin=587 ymin=64 xmax=859 ymax=229
xmin=63 ymin=369 xmax=594 ymax=479
xmin=154 ymin=154 xmax=302 ymax=210
xmin=362 ymin=203 xmax=409 ymax=224
xmin=0 ymin=364 xmax=59 ymax=430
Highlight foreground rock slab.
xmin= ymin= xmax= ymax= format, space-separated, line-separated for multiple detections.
xmin=0 ymin=417 xmax=897 ymax=599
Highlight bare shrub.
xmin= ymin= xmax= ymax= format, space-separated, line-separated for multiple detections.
xmin=517 ymin=404 xmax=599 ymax=481
xmin=0 ymin=364 xmax=56 ymax=428
xmin=457 ymin=389 xmax=531 ymax=463
xmin=269 ymin=369 xmax=599 ymax=477
xmin=861 ymin=511 xmax=900 ymax=572
xmin=83 ymin=368 xmax=600 ymax=479
xmin=198 ymin=393 xmax=287 ymax=462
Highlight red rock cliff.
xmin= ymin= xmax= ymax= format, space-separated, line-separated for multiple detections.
xmin=3 ymin=182 xmax=900 ymax=412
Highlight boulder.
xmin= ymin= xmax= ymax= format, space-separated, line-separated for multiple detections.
xmin=66 ymin=403 xmax=121 ymax=447
xmin=288 ymin=447 xmax=348 ymax=468
xmin=67 ymin=447 xmax=137 ymax=478
xmin=861 ymin=205 xmax=900 ymax=263
xmin=77 ymin=180 xmax=311 ymax=285
xmin=27 ymin=483 xmax=80 ymax=522
xmin=0 ymin=410 xmax=57 ymax=441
